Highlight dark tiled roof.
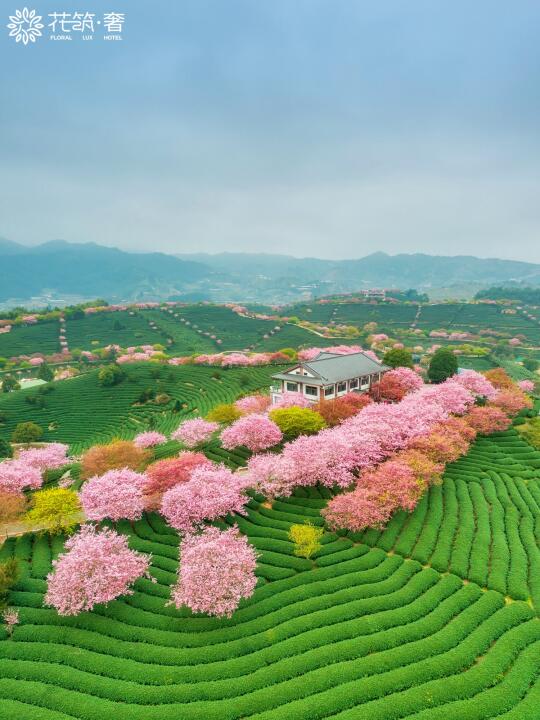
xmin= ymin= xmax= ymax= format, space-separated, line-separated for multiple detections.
xmin=272 ymin=352 xmax=388 ymax=386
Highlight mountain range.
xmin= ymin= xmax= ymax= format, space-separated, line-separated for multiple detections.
xmin=1 ymin=238 xmax=539 ymax=307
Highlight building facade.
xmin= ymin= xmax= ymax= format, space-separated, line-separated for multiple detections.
xmin=271 ymin=351 xmax=389 ymax=404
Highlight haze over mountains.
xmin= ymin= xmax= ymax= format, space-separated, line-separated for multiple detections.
xmin=1 ymin=238 xmax=540 ymax=308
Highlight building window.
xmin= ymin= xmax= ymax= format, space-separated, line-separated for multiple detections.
xmin=305 ymin=385 xmax=318 ymax=397
xmin=286 ymin=382 xmax=298 ymax=392
xmin=324 ymin=386 xmax=334 ymax=397
xmin=349 ymin=378 xmax=359 ymax=390
xmin=361 ymin=376 xmax=369 ymax=386
xmin=337 ymin=382 xmax=347 ymax=393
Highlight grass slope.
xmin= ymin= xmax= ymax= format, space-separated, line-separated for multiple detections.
xmin=0 ymin=364 xmax=278 ymax=453
xmin=0 ymin=429 xmax=539 ymax=718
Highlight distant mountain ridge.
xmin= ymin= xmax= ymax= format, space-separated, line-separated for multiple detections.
xmin=0 ymin=239 xmax=210 ymax=302
xmin=177 ymin=251 xmax=540 ymax=290
xmin=1 ymin=238 xmax=539 ymax=306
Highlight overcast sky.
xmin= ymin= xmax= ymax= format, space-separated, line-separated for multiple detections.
xmin=1 ymin=1 xmax=539 ymax=262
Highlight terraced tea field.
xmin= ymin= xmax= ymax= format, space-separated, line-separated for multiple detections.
xmin=1 ymin=425 xmax=539 ymax=718
xmin=0 ymin=364 xmax=278 ymax=453
xmin=0 ymin=322 xmax=60 ymax=358
xmin=66 ymin=311 xmax=215 ymax=356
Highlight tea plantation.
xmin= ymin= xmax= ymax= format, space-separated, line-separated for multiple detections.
xmin=0 ymin=322 xmax=60 ymax=358
xmin=0 ymin=364 xmax=278 ymax=454
xmin=0 ymin=424 xmax=539 ymax=718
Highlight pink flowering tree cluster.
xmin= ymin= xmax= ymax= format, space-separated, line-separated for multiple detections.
xmin=144 ymin=452 xmax=213 ymax=496
xmin=454 ymin=370 xmax=498 ymax=400
xmin=171 ymin=418 xmax=219 ymax=448
xmin=272 ymin=391 xmax=311 ymax=409
xmin=161 ymin=465 xmax=249 ymax=533
xmin=0 ymin=459 xmax=43 ymax=495
xmin=45 ymin=525 xmax=151 ymax=616
xmin=221 ymin=414 xmax=283 ymax=453
xmin=245 ymin=379 xmax=475 ymax=501
xmin=466 ymin=406 xmax=513 ymax=434
xmin=518 ymin=379 xmax=535 ymax=393
xmin=133 ymin=431 xmax=167 ymax=449
xmin=169 ymin=526 xmax=258 ymax=618
xmin=235 ymin=394 xmax=271 ymax=414
xmin=490 ymin=388 xmax=533 ymax=416
xmin=79 ymin=468 xmax=147 ymax=521
xmin=17 ymin=443 xmax=70 ymax=472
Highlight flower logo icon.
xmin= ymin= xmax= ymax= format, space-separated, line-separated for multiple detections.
xmin=7 ymin=7 xmax=44 ymax=44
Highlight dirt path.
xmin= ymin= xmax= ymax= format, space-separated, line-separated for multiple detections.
xmin=0 ymin=511 xmax=86 ymax=542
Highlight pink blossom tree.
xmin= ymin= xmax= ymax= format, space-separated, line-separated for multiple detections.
xmin=169 ymin=526 xmax=258 ymax=617
xmin=466 ymin=406 xmax=512 ymax=434
xmin=235 ymin=394 xmax=271 ymax=414
xmin=490 ymin=389 xmax=532 ymax=415
xmin=17 ymin=443 xmax=70 ymax=472
xmin=518 ymin=380 xmax=535 ymax=393
xmin=221 ymin=414 xmax=283 ymax=452
xmin=133 ymin=431 xmax=167 ymax=449
xmin=272 ymin=391 xmax=311 ymax=409
xmin=45 ymin=525 xmax=151 ymax=616
xmin=144 ymin=452 xmax=213 ymax=496
xmin=454 ymin=370 xmax=498 ymax=400
xmin=161 ymin=465 xmax=248 ymax=533
xmin=0 ymin=460 xmax=42 ymax=495
xmin=171 ymin=418 xmax=219 ymax=447
xmin=79 ymin=468 xmax=147 ymax=521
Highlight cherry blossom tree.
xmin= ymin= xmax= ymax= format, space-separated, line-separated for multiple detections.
xmin=465 ymin=406 xmax=512 ymax=434
xmin=17 ymin=443 xmax=70 ymax=472
xmin=161 ymin=465 xmax=248 ymax=533
xmin=454 ymin=370 xmax=498 ymax=400
xmin=323 ymin=485 xmax=394 ymax=532
xmin=371 ymin=367 xmax=423 ymax=402
xmin=490 ymin=389 xmax=532 ymax=415
xmin=0 ymin=459 xmax=42 ymax=495
xmin=133 ymin=431 xmax=167 ymax=449
xmin=79 ymin=468 xmax=147 ymax=521
xmin=45 ymin=525 xmax=151 ymax=616
xmin=235 ymin=394 xmax=271 ymax=414
xmin=272 ymin=391 xmax=311 ymax=409
xmin=518 ymin=380 xmax=535 ymax=393
xmin=169 ymin=526 xmax=258 ymax=617
xmin=144 ymin=452 xmax=213 ymax=496
xmin=221 ymin=414 xmax=283 ymax=452
xmin=171 ymin=418 xmax=219 ymax=447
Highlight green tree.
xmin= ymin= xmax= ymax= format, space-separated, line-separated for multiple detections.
xmin=269 ymin=407 xmax=326 ymax=439
xmin=1 ymin=375 xmax=20 ymax=393
xmin=278 ymin=348 xmax=298 ymax=361
xmin=428 ymin=348 xmax=458 ymax=383
xmin=37 ymin=363 xmax=54 ymax=382
xmin=0 ymin=559 xmax=19 ymax=611
xmin=11 ymin=421 xmax=44 ymax=444
xmin=382 ymin=348 xmax=414 ymax=369
xmin=98 ymin=364 xmax=126 ymax=387
xmin=0 ymin=437 xmax=12 ymax=459
xmin=523 ymin=358 xmax=539 ymax=372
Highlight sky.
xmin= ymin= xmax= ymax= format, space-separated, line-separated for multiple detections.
xmin=1 ymin=0 xmax=539 ymax=262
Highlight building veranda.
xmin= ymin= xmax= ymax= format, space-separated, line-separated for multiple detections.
xmin=271 ymin=351 xmax=389 ymax=404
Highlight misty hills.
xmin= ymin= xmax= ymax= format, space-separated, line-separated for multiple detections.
xmin=1 ymin=238 xmax=539 ymax=306
xmin=178 ymin=251 xmax=540 ymax=290
xmin=0 ymin=239 xmax=209 ymax=302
